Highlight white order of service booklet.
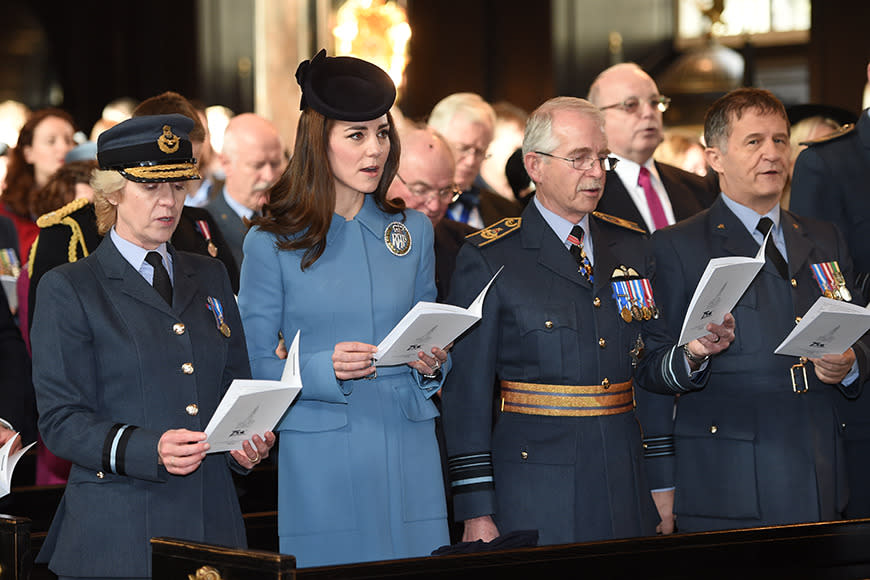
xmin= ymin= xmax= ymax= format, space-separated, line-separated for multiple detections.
xmin=676 ymin=233 xmax=769 ymax=346
xmin=774 ymin=296 xmax=870 ymax=357
xmin=204 ymin=330 xmax=302 ymax=453
xmin=1 ymin=275 xmax=16 ymax=312
xmin=374 ymin=266 xmax=503 ymax=367
xmin=0 ymin=434 xmax=36 ymax=498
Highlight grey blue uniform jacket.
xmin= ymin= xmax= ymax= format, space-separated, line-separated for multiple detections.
xmin=635 ymin=196 xmax=870 ymax=531
xmin=442 ymin=199 xmax=682 ymax=546
xmin=31 ymin=238 xmax=250 ymax=578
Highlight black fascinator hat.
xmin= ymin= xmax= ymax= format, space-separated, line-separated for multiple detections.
xmin=296 ymin=49 xmax=396 ymax=122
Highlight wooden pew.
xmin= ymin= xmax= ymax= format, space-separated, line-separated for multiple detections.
xmin=153 ymin=518 xmax=870 ymax=579
xmin=0 ymin=515 xmax=32 ymax=580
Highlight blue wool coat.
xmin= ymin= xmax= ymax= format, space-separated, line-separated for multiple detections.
xmin=238 ymin=196 xmax=449 ymax=567
xmin=31 ymin=237 xmax=250 ymax=578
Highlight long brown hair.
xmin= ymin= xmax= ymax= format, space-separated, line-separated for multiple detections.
xmin=251 ymin=109 xmax=404 ymax=270
xmin=3 ymin=108 xmax=76 ymax=218
xmin=31 ymin=160 xmax=98 ymax=218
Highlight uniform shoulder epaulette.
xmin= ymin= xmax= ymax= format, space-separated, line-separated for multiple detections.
xmin=465 ymin=217 xmax=522 ymax=247
xmin=592 ymin=211 xmax=645 ymax=234
xmin=36 ymin=197 xmax=90 ymax=228
xmin=799 ymin=123 xmax=855 ymax=147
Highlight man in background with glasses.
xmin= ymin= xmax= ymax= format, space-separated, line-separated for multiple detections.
xmin=442 ymin=97 xmax=697 ymax=547
xmin=387 ymin=122 xmax=472 ymax=302
xmin=428 ymin=93 xmax=522 ymax=229
xmin=588 ymin=63 xmax=715 ymax=233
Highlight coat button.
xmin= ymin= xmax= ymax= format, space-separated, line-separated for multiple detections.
xmin=593 ymin=297 xmax=601 ymax=307
xmin=544 ymin=320 xmax=554 ymax=329
xmin=173 ymin=323 xmax=186 ymax=335
xmin=182 ymin=363 xmax=194 ymax=374
xmin=96 ymin=471 xmax=105 ymax=479
xmin=520 ymin=450 xmax=528 ymax=460
xmin=598 ymin=337 xmax=606 ymax=348
xmin=790 ymin=278 xmax=797 ymax=288
xmin=710 ymin=425 xmax=718 ymax=434
xmin=795 ymin=316 xmax=802 ymax=324
xmin=601 ymin=378 xmax=610 ymax=389
xmin=186 ymin=404 xmax=199 ymax=416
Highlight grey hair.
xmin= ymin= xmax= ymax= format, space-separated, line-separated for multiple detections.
xmin=427 ymin=93 xmax=496 ymax=134
xmin=523 ymin=96 xmax=605 ymax=156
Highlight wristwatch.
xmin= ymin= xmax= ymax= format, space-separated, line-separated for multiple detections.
xmin=683 ymin=344 xmax=710 ymax=365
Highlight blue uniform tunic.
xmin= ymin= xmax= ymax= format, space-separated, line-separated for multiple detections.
xmin=238 ymin=196 xmax=449 ymax=567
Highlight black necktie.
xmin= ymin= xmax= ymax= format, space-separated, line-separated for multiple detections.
xmin=567 ymin=225 xmax=594 ymax=282
xmin=756 ymin=217 xmax=788 ymax=279
xmin=145 ymin=251 xmax=172 ymax=305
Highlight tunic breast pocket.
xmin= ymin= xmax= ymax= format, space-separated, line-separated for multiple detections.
xmin=728 ymin=288 xmax=761 ymax=355
xmin=516 ymin=305 xmax=579 ymax=381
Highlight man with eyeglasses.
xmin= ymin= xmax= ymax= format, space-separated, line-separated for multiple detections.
xmin=442 ymin=97 xmax=695 ymax=547
xmin=588 ymin=63 xmax=715 ymax=233
xmin=428 ymin=93 xmax=522 ymax=229
xmin=386 ymin=122 xmax=473 ymax=301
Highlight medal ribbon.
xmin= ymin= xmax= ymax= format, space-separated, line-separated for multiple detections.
xmin=640 ymin=278 xmax=656 ymax=310
xmin=811 ymin=262 xmax=837 ymax=297
xmin=206 ymin=296 xmax=225 ymax=330
xmin=194 ymin=219 xmax=213 ymax=242
xmin=0 ymin=248 xmax=19 ymax=276
xmin=611 ymin=280 xmax=631 ymax=313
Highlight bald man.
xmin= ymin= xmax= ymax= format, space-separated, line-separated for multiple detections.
xmin=387 ymin=123 xmax=475 ymax=301
xmin=588 ymin=63 xmax=714 ymax=233
xmin=206 ymin=113 xmax=285 ymax=266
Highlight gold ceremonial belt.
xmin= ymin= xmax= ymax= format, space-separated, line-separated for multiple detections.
xmin=500 ymin=379 xmax=634 ymax=417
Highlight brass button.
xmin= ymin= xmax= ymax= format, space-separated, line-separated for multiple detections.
xmin=790 ymin=278 xmax=797 ymax=288
xmin=520 ymin=450 xmax=528 ymax=460
xmin=593 ymin=297 xmax=601 ymax=307
xmin=841 ymin=423 xmax=847 ymax=430
xmin=598 ymin=337 xmax=606 ymax=348
xmin=544 ymin=320 xmax=554 ymax=329
xmin=186 ymin=404 xmax=199 ymax=416
xmin=795 ymin=316 xmax=802 ymax=324
xmin=173 ymin=323 xmax=186 ymax=335
xmin=182 ymin=362 xmax=194 ymax=374
xmin=601 ymin=378 xmax=610 ymax=389
xmin=710 ymin=425 xmax=718 ymax=434
xmin=96 ymin=471 xmax=105 ymax=479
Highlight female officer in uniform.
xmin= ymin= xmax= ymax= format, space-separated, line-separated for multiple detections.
xmin=31 ymin=114 xmax=275 ymax=579
xmin=238 ymin=51 xmax=450 ymax=566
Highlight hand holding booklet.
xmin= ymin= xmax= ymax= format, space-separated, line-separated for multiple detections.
xmin=774 ymin=297 xmax=870 ymax=358
xmin=204 ymin=330 xmax=302 ymax=453
xmin=0 ymin=433 xmax=36 ymax=498
xmin=374 ymin=266 xmax=503 ymax=367
xmin=676 ymin=233 xmax=769 ymax=346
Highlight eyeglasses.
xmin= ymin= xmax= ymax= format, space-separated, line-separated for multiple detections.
xmin=452 ymin=143 xmax=492 ymax=161
xmin=534 ymin=151 xmax=619 ymax=172
xmin=396 ymin=174 xmax=462 ymax=202
xmin=600 ymin=95 xmax=672 ymax=114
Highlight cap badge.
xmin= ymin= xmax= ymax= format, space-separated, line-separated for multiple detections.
xmin=384 ymin=221 xmax=412 ymax=256
xmin=157 ymin=125 xmax=180 ymax=154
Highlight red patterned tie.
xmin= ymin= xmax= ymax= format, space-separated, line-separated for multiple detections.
xmin=638 ymin=166 xmax=669 ymax=231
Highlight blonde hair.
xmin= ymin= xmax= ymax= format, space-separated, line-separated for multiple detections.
xmin=90 ymin=169 xmax=126 ymax=235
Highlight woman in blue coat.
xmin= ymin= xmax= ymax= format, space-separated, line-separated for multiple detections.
xmin=238 ymin=51 xmax=450 ymax=567
xmin=31 ymin=114 xmax=275 ymax=579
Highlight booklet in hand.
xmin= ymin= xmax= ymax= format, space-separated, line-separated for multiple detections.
xmin=774 ymin=296 xmax=870 ymax=357
xmin=0 ymin=433 xmax=36 ymax=498
xmin=676 ymin=233 xmax=769 ymax=346
xmin=374 ymin=266 xmax=503 ymax=367
xmin=204 ymin=330 xmax=302 ymax=453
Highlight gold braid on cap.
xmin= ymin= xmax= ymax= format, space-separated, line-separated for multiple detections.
xmin=123 ymin=164 xmax=200 ymax=180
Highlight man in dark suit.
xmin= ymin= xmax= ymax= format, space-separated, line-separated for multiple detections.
xmin=428 ymin=93 xmax=522 ymax=229
xmin=789 ymin=62 xmax=870 ymax=518
xmin=206 ymin=113 xmax=284 ymax=267
xmin=636 ymin=88 xmax=870 ymax=533
xmin=588 ymin=63 xmax=715 ymax=233
xmin=441 ymin=96 xmax=703 ymax=547
xmin=387 ymin=122 xmax=474 ymax=301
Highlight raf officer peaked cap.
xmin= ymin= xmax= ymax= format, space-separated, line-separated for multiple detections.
xmin=97 ymin=113 xmax=200 ymax=183
xmin=296 ymin=49 xmax=396 ymax=122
